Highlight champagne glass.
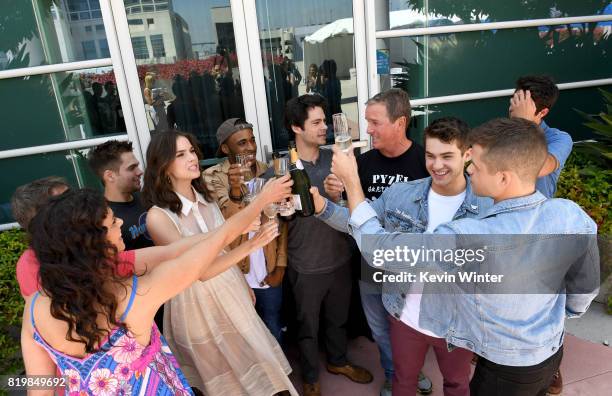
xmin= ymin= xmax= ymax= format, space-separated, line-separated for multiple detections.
xmin=273 ymin=156 xmax=295 ymax=216
xmin=332 ymin=113 xmax=350 ymax=207
xmin=244 ymin=177 xmax=265 ymax=204
xmin=332 ymin=113 xmax=352 ymax=153
xmin=236 ymin=153 xmax=255 ymax=185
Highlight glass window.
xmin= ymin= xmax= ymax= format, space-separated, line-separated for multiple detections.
xmin=124 ymin=0 xmax=246 ymax=159
xmin=96 ymin=24 xmax=105 ymax=31
xmin=150 ymin=35 xmax=166 ymax=58
xmin=255 ymin=0 xmax=360 ymax=150
xmin=0 ymin=1 xmax=108 ymax=71
xmin=0 ymin=68 xmax=128 ymax=151
xmin=408 ymin=84 xmax=612 ymax=146
xmin=82 ymin=40 xmax=97 ymax=60
xmin=91 ymin=10 xmax=102 ymax=19
xmin=67 ymin=0 xmax=90 ymax=12
xmin=131 ymin=36 xmax=149 ymax=59
xmin=0 ymin=149 xmax=102 ymax=224
xmin=99 ymin=39 xmax=110 ymax=58
xmin=387 ymin=0 xmax=612 ymax=28
xmin=143 ymin=5 xmax=155 ymax=12
xmin=128 ymin=19 xmax=145 ymax=25
xmin=387 ymin=24 xmax=611 ymax=100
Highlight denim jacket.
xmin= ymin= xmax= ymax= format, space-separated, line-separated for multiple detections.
xmin=346 ymin=190 xmax=599 ymax=366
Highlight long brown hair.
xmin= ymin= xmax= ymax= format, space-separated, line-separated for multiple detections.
xmin=30 ymin=189 xmax=128 ymax=353
xmin=142 ymin=130 xmax=213 ymax=214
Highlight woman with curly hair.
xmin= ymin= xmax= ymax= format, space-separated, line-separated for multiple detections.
xmin=143 ymin=130 xmax=298 ymax=395
xmin=21 ymin=182 xmax=290 ymax=395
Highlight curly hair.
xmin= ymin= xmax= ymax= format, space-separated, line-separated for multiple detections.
xmin=29 ymin=188 xmax=129 ymax=353
xmin=142 ymin=130 xmax=213 ymax=214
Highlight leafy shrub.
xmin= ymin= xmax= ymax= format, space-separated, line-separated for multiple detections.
xmin=0 ymin=229 xmax=27 ymax=374
xmin=556 ymin=152 xmax=611 ymax=235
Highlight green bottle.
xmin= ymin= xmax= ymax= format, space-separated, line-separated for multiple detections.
xmin=288 ymin=141 xmax=315 ymax=217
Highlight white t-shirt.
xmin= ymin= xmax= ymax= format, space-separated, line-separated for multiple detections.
xmin=399 ymin=188 xmax=466 ymax=337
xmin=244 ymin=233 xmax=269 ymax=289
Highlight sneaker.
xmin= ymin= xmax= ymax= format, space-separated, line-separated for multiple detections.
xmin=417 ymin=372 xmax=433 ymax=395
xmin=380 ymin=378 xmax=392 ymax=396
xmin=548 ymin=370 xmax=563 ymax=395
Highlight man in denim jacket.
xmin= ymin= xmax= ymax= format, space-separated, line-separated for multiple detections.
xmin=510 ymin=76 xmax=575 ymax=394
xmin=324 ymin=117 xmax=599 ymax=396
xmin=315 ymin=117 xmax=490 ymax=395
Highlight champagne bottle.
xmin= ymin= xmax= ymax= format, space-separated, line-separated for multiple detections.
xmin=288 ymin=141 xmax=315 ymax=217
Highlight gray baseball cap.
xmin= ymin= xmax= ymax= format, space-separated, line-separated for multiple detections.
xmin=216 ymin=118 xmax=254 ymax=157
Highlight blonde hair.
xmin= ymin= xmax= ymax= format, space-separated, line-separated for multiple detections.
xmin=144 ymin=73 xmax=155 ymax=89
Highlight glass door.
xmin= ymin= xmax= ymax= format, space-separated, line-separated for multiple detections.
xmin=119 ymin=0 xmax=249 ymax=162
xmin=253 ymin=0 xmax=363 ymax=151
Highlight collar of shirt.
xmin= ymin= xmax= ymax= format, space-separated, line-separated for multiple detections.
xmin=176 ymin=186 xmax=209 ymax=216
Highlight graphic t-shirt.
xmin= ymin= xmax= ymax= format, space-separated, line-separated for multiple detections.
xmin=357 ymin=142 xmax=428 ymax=201
xmin=108 ymin=192 xmax=153 ymax=250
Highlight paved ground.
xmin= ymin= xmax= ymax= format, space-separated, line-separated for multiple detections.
xmin=285 ymin=302 xmax=612 ymax=395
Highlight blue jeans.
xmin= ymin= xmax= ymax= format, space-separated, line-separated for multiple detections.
xmin=254 ymin=286 xmax=283 ymax=343
xmin=359 ymin=280 xmax=394 ymax=381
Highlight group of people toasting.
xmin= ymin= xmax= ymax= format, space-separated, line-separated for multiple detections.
xmin=15 ymin=74 xmax=598 ymax=396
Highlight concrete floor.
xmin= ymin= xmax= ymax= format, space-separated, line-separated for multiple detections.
xmin=285 ymin=303 xmax=612 ymax=395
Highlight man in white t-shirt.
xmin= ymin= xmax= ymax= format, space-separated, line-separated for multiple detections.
xmin=314 ymin=117 xmax=492 ymax=395
xmin=390 ymin=118 xmax=475 ymax=396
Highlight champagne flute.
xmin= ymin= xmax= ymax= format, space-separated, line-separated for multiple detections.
xmin=244 ymin=177 xmax=265 ymax=204
xmin=332 ymin=113 xmax=350 ymax=207
xmin=273 ymin=156 xmax=295 ymax=216
xmin=333 ymin=113 xmax=352 ymax=153
xmin=236 ymin=153 xmax=255 ymax=185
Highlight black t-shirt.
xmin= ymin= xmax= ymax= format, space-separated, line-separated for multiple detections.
xmin=108 ymin=192 xmax=154 ymax=250
xmin=357 ymin=141 xmax=428 ymax=201
xmin=356 ymin=142 xmax=428 ymax=291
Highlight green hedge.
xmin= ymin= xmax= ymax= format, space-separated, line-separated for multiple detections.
xmin=555 ymin=152 xmax=611 ymax=235
xmin=0 ymin=229 xmax=27 ymax=375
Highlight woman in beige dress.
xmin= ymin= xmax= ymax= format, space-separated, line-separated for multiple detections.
xmin=143 ymin=130 xmax=297 ymax=396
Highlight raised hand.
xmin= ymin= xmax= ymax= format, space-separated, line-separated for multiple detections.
xmin=257 ymin=174 xmax=293 ymax=206
xmin=323 ymin=174 xmax=344 ymax=202
xmin=509 ymin=90 xmax=537 ymax=122
xmin=331 ymin=145 xmax=359 ymax=185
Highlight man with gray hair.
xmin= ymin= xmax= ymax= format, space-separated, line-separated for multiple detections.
xmin=325 ymin=88 xmax=431 ymax=395
xmin=11 ymin=176 xmax=70 ymax=298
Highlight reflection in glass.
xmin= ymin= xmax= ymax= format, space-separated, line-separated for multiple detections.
xmin=0 ymin=68 xmax=127 ymax=151
xmin=0 ymin=148 xmax=101 ymax=224
xmin=0 ymin=1 xmax=108 ymax=71
xmin=388 ymin=1 xmax=612 ymax=27
xmin=256 ymin=0 xmax=360 ymax=150
xmin=409 ymin=84 xmax=612 ymax=146
xmin=387 ymin=23 xmax=610 ymax=101
xmin=124 ymin=0 xmax=245 ymax=159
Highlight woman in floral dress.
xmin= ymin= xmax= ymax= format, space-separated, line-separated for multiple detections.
xmin=21 ymin=184 xmax=290 ymax=394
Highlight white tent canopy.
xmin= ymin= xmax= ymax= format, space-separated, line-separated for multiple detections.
xmin=305 ymin=9 xmax=461 ymax=44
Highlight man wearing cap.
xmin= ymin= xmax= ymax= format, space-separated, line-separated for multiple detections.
xmin=203 ymin=118 xmax=287 ymax=342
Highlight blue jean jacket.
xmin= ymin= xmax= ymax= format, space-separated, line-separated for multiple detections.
xmin=343 ymin=189 xmax=599 ymax=367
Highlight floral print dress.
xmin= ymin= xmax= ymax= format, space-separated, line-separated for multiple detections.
xmin=30 ymin=276 xmax=193 ymax=396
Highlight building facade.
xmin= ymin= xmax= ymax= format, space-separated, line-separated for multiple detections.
xmin=1 ymin=0 xmax=611 ymax=227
